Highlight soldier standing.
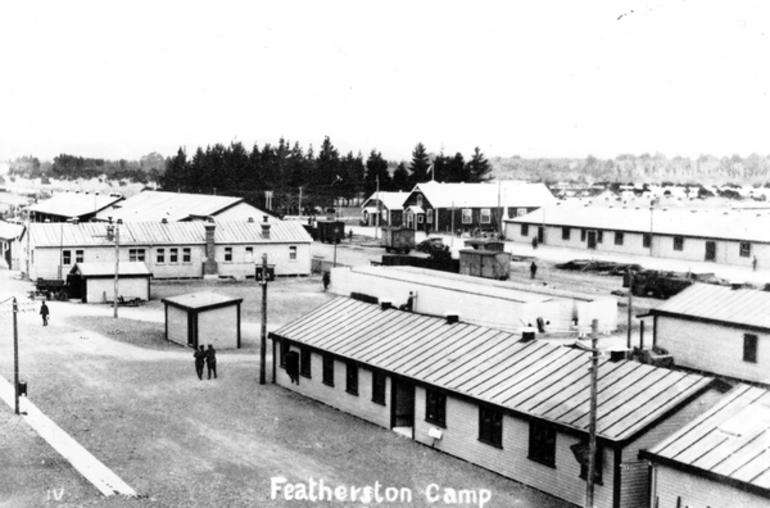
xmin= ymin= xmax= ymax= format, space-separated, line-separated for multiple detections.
xmin=194 ymin=346 xmax=205 ymax=380
xmin=40 ymin=301 xmax=50 ymax=326
xmin=206 ymin=345 xmax=217 ymax=380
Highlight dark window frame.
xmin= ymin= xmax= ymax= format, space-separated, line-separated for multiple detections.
xmin=346 ymin=362 xmax=358 ymax=395
xmin=643 ymin=234 xmax=652 ymax=248
xmin=169 ymin=248 xmax=178 ymax=263
xmin=521 ymin=224 xmax=529 ymax=236
xmin=182 ymin=248 xmax=191 ymax=263
xmin=740 ymin=241 xmax=751 ymax=258
xmin=478 ymin=406 xmax=503 ymax=448
xmin=156 ymin=248 xmax=165 ymax=264
xmin=322 ymin=354 xmax=334 ymax=386
xmin=62 ymin=249 xmax=72 ymax=265
xmin=129 ymin=248 xmax=146 ymax=262
xmin=75 ymin=249 xmax=84 ymax=264
xmin=372 ymin=371 xmax=386 ymax=405
xmin=744 ymin=333 xmax=758 ymax=363
xmin=224 ymin=247 xmax=233 ymax=262
xmin=300 ymin=347 xmax=311 ymax=378
xmin=614 ymin=231 xmax=624 ymax=246
xmin=279 ymin=339 xmax=288 ymax=367
xmin=597 ymin=231 xmax=604 ymax=244
xmin=426 ymin=389 xmax=447 ymax=428
xmin=673 ymin=236 xmax=684 ymax=251
xmin=528 ymin=420 xmax=556 ymax=467
xmin=562 ymin=227 xmax=571 ymax=241
xmin=580 ymin=229 xmax=587 ymax=242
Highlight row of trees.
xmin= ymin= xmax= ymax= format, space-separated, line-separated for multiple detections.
xmin=160 ymin=138 xmax=492 ymax=214
xmin=9 ymin=153 xmax=165 ymax=184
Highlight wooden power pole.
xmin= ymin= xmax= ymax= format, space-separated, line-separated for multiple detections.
xmin=260 ymin=254 xmax=268 ymax=385
xmin=586 ymin=319 xmax=600 ymax=508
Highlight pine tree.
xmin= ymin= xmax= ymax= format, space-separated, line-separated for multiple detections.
xmin=392 ymin=162 xmax=410 ymax=191
xmin=364 ymin=150 xmax=391 ymax=196
xmin=448 ymin=152 xmax=467 ymax=182
xmin=408 ymin=143 xmax=431 ymax=185
xmin=316 ymin=136 xmax=341 ymax=207
xmin=466 ymin=146 xmax=492 ymax=182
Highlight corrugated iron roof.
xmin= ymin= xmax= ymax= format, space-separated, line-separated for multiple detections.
xmin=271 ymin=297 xmax=712 ymax=442
xmin=93 ymin=190 xmax=268 ymax=222
xmin=29 ymin=193 xmax=122 ymax=218
xmin=29 ymin=220 xmax=311 ymax=248
xmin=652 ymin=283 xmax=770 ymax=330
xmin=644 ymin=384 xmax=770 ymax=492
xmin=413 ymin=181 xmax=557 ymax=209
xmin=0 ymin=220 xmax=24 ymax=240
xmin=71 ymin=261 xmax=152 ymax=276
xmin=162 ymin=291 xmax=242 ymax=310
xmin=512 ymin=205 xmax=770 ymax=242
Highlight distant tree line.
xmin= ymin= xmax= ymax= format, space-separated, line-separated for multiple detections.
xmin=8 ymin=153 xmax=164 ymax=185
xmin=159 ymin=138 xmax=492 ymax=215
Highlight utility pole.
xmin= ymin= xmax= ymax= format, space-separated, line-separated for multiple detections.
xmin=108 ymin=221 xmax=120 ymax=318
xmin=13 ymin=297 xmax=19 ymax=415
xmin=298 ymin=186 xmax=303 ymax=217
xmin=375 ymin=175 xmax=380 ymax=240
xmin=626 ymin=269 xmax=633 ymax=350
xmin=586 ymin=319 xmax=600 ymax=508
xmin=260 ymin=254 xmax=268 ymax=385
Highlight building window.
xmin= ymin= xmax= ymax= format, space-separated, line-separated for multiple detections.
xmin=289 ymin=246 xmax=297 ymax=261
xmin=75 ymin=250 xmax=84 ymax=264
xmin=462 ymin=209 xmax=472 ymax=224
xmin=130 ymin=249 xmax=146 ymax=262
xmin=614 ymin=232 xmax=624 ymax=246
xmin=372 ymin=371 xmax=386 ymax=405
xmin=417 ymin=215 xmax=424 ymax=224
xmin=740 ymin=241 xmax=751 ymax=258
xmin=643 ymin=234 xmax=652 ymax=248
xmin=507 ymin=207 xmax=517 ymax=219
xmin=478 ymin=407 xmax=503 ymax=448
xmin=156 ymin=248 xmax=165 ymax=264
xmin=224 ymin=247 xmax=232 ymax=262
xmin=581 ymin=229 xmax=587 ymax=242
xmin=529 ymin=421 xmax=556 ymax=467
xmin=346 ymin=362 xmax=358 ymax=395
xmin=597 ymin=231 xmax=603 ymax=244
xmin=416 ymin=194 xmax=423 ymax=207
xmin=744 ymin=334 xmax=758 ymax=363
xmin=62 ymin=250 xmax=71 ymax=265
xmin=480 ymin=209 xmax=491 ymax=224
xmin=521 ymin=224 xmax=529 ymax=236
xmin=405 ymin=212 xmax=414 ymax=226
xmin=426 ymin=389 xmax=447 ymax=428
xmin=673 ymin=236 xmax=684 ymax=251
xmin=170 ymin=248 xmax=178 ymax=263
xmin=182 ymin=248 xmax=191 ymax=263
xmin=579 ymin=445 xmax=603 ymax=484
xmin=426 ymin=210 xmax=433 ymax=224
xmin=300 ymin=347 xmax=311 ymax=378
xmin=245 ymin=246 xmax=254 ymax=262
xmin=322 ymin=354 xmax=334 ymax=386
xmin=562 ymin=227 xmax=571 ymax=240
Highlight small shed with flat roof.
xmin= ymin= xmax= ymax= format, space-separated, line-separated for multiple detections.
xmin=162 ymin=291 xmax=243 ymax=349
xmin=69 ymin=261 xmax=152 ymax=303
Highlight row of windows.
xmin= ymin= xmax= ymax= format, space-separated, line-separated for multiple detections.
xmin=62 ymin=246 xmax=298 ymax=265
xmin=406 ymin=209 xmax=494 ymax=225
xmin=524 ymin=226 xmax=755 ymax=256
xmin=288 ymin=343 xmax=602 ymax=483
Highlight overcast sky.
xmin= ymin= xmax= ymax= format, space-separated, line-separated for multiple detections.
xmin=1 ymin=1 xmax=769 ymax=163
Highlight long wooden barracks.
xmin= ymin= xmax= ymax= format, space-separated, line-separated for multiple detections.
xmin=269 ymin=297 xmax=722 ymax=508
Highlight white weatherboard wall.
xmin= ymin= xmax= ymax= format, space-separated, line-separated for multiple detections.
xmin=215 ymin=243 xmax=311 ymax=278
xmin=656 ymin=317 xmax=770 ymax=384
xmin=331 ymin=267 xmax=616 ymax=334
xmin=166 ymin=306 xmax=189 ymax=347
xmin=197 ymin=306 xmax=238 ymax=350
xmin=85 ymin=278 xmax=148 ymax=303
xmin=652 ymin=465 xmax=767 ymax=508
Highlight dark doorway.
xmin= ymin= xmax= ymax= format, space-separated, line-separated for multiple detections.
xmin=391 ymin=378 xmax=415 ymax=436
xmin=705 ymin=241 xmax=716 ymax=262
xmin=587 ymin=231 xmax=597 ymax=249
xmin=537 ymin=226 xmax=545 ymax=244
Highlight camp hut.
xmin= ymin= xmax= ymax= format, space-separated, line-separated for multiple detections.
xmin=641 ymin=384 xmax=770 ymax=508
xmin=69 ymin=261 xmax=151 ymax=303
xmin=269 ymin=297 xmax=721 ymax=508
xmin=162 ymin=292 xmax=243 ymax=349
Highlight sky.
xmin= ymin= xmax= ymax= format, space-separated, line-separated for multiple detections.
xmin=1 ymin=1 xmax=769 ymax=164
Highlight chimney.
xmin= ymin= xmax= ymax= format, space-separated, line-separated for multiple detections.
xmin=380 ymin=301 xmax=392 ymax=310
xmin=161 ymin=218 xmax=168 ymax=224
xmin=261 ymin=215 xmax=271 ymax=239
xmin=248 ymin=217 xmax=254 ymax=223
xmin=445 ymin=314 xmax=459 ymax=324
xmin=203 ymin=220 xmax=217 ymax=276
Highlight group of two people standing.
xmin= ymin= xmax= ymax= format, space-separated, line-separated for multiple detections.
xmin=194 ymin=345 xmax=217 ymax=380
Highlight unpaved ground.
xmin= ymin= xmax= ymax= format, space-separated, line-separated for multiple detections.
xmin=0 ymin=271 xmax=572 ymax=508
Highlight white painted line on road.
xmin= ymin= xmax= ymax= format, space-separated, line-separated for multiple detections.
xmin=0 ymin=376 xmax=136 ymax=498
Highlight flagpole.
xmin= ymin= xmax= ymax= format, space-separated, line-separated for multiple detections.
xmin=375 ymin=175 xmax=380 ymax=240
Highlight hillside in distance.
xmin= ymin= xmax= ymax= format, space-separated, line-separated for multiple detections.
xmin=490 ymin=153 xmax=770 ymax=186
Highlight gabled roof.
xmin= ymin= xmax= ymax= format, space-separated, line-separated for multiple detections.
xmin=71 ymin=261 xmax=152 ymax=277
xmin=94 ymin=190 xmax=270 ymax=222
xmin=511 ymin=205 xmax=770 ymax=243
xmin=162 ymin=291 xmax=243 ymax=311
xmin=271 ymin=297 xmax=713 ymax=443
xmin=29 ymin=192 xmax=123 ymax=219
xmin=641 ymin=384 xmax=770 ymax=497
xmin=29 ymin=220 xmax=312 ymax=248
xmin=361 ymin=191 xmax=409 ymax=211
xmin=651 ymin=283 xmax=770 ymax=331
xmin=410 ymin=180 xmax=556 ymax=209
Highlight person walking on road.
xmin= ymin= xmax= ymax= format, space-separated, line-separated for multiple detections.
xmin=530 ymin=261 xmax=538 ymax=279
xmin=40 ymin=301 xmax=50 ymax=326
xmin=194 ymin=346 xmax=206 ymax=380
xmin=753 ymin=256 xmax=758 ymax=272
xmin=206 ymin=345 xmax=217 ymax=380
xmin=322 ymin=271 xmax=330 ymax=291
